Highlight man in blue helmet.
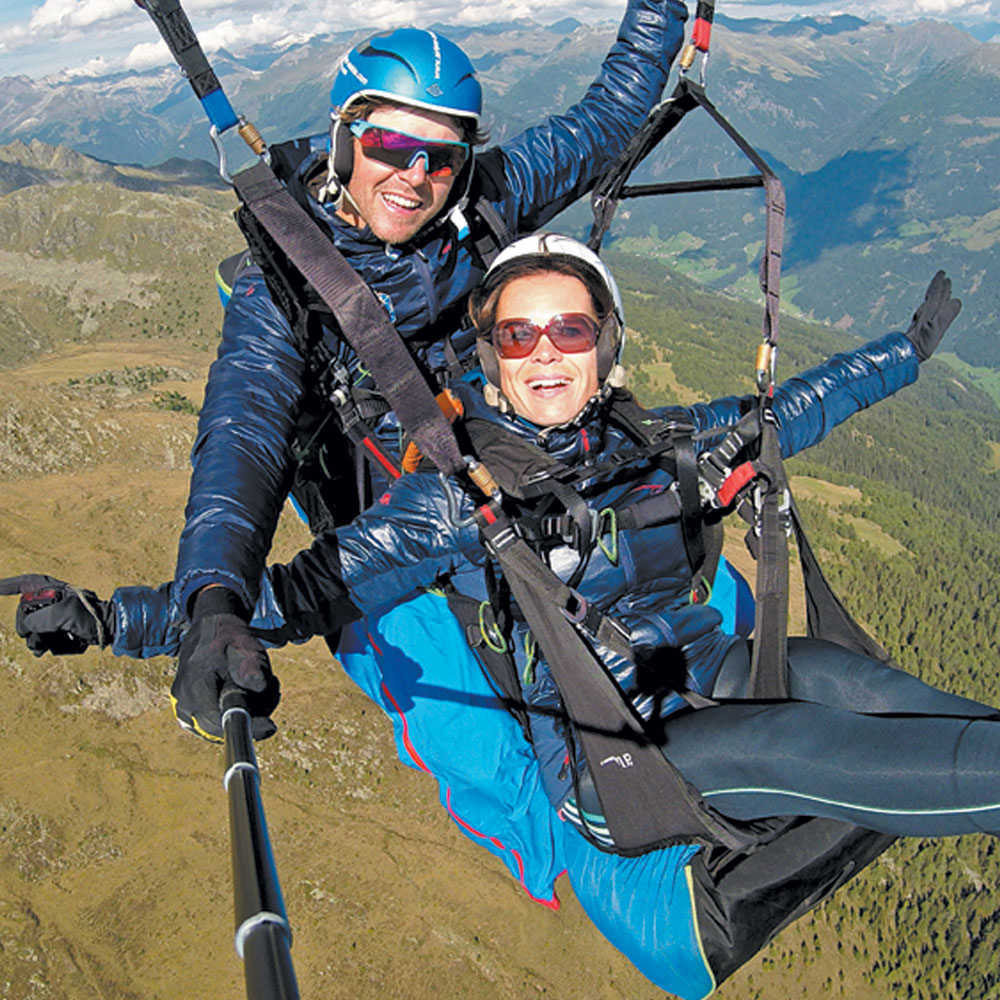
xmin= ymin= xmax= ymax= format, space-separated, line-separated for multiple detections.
xmin=165 ymin=9 xmax=689 ymax=739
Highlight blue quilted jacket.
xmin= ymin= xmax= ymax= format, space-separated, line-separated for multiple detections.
xmin=115 ymin=333 xmax=920 ymax=667
xmin=171 ymin=0 xmax=689 ymax=622
xmin=260 ymin=332 xmax=919 ymax=810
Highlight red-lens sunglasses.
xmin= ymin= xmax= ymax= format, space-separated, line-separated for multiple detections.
xmin=349 ymin=120 xmax=470 ymax=178
xmin=491 ymin=313 xmax=600 ymax=360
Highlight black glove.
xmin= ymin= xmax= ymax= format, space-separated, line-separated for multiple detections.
xmin=0 ymin=573 xmax=115 ymax=655
xmin=905 ymin=270 xmax=962 ymax=362
xmin=171 ymin=586 xmax=279 ymax=742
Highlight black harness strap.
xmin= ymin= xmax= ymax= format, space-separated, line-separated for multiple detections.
xmin=471 ymin=195 xmax=514 ymax=266
xmin=475 ymin=502 xmax=750 ymax=854
xmin=745 ymin=411 xmax=790 ymax=698
xmin=231 ymin=161 xmax=467 ymax=480
xmin=674 ymin=430 xmax=707 ymax=580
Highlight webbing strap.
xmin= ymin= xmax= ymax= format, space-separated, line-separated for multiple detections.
xmin=674 ymin=432 xmax=706 ymax=577
xmin=478 ymin=507 xmax=747 ymax=853
xmin=231 ymin=161 xmax=467 ymax=479
xmin=134 ymin=0 xmax=239 ymax=133
xmin=589 ymin=81 xmax=702 ymax=250
xmin=746 ymin=414 xmax=789 ymax=698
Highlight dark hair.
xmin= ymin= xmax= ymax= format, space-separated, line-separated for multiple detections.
xmin=468 ymin=255 xmax=613 ymax=336
xmin=339 ymin=98 xmax=489 ymax=147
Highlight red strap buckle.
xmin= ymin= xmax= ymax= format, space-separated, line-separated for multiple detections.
xmin=692 ymin=17 xmax=712 ymax=51
xmin=717 ymin=461 xmax=756 ymax=508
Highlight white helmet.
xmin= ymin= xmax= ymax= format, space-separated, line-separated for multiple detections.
xmin=473 ymin=233 xmax=626 ymax=389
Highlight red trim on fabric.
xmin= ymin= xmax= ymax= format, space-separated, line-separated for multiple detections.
xmin=362 ymin=436 xmax=402 ymax=479
xmin=371 ymin=640 xmax=561 ymax=910
xmin=718 ymin=460 xmax=756 ymax=507
xmin=379 ymin=680 xmax=432 ymax=774
xmin=478 ymin=503 xmax=497 ymax=524
xmin=580 ymin=427 xmax=590 ymax=452
xmin=510 ymin=849 xmax=561 ymax=911
xmin=692 ymin=17 xmax=712 ymax=50
xmin=446 ymin=786 xmax=492 ymax=838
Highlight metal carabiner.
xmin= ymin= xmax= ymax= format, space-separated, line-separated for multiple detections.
xmin=210 ymin=116 xmax=268 ymax=183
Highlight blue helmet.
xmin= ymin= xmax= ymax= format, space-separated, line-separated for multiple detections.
xmin=326 ymin=28 xmax=481 ymax=197
xmin=330 ymin=28 xmax=482 ymax=124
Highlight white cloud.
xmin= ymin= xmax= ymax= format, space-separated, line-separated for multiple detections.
xmin=29 ymin=0 xmax=132 ymax=32
xmin=197 ymin=13 xmax=299 ymax=50
xmin=61 ymin=54 xmax=113 ymax=77
xmin=124 ymin=38 xmax=171 ymax=71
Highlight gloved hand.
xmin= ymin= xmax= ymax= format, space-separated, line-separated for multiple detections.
xmin=0 ymin=573 xmax=115 ymax=655
xmin=905 ymin=270 xmax=962 ymax=362
xmin=171 ymin=586 xmax=279 ymax=742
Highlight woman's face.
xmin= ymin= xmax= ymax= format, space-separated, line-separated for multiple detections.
xmin=494 ymin=273 xmax=600 ymax=427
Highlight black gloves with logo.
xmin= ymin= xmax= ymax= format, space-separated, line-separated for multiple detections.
xmin=0 ymin=573 xmax=115 ymax=655
xmin=905 ymin=270 xmax=962 ymax=362
xmin=170 ymin=586 xmax=280 ymax=742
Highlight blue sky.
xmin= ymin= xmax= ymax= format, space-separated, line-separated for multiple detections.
xmin=2 ymin=0 xmax=998 ymax=81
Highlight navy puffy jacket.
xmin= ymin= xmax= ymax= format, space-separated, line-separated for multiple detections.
xmin=171 ymin=0 xmax=689 ymax=622
xmin=259 ymin=331 xmax=921 ymax=811
xmin=112 ymin=332 xmax=919 ymax=801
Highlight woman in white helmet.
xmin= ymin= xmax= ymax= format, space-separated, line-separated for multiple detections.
xmin=4 ymin=235 xmax=984 ymax=999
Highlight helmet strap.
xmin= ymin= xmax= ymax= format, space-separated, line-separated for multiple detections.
xmin=596 ymin=313 xmax=623 ymax=381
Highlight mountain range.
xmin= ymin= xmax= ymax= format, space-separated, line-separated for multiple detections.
xmin=1 ymin=12 xmax=998 ymax=367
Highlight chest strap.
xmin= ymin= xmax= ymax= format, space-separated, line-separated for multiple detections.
xmin=231 ymin=161 xmax=468 ymax=481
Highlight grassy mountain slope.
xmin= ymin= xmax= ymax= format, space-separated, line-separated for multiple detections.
xmin=2 ymin=147 xmax=999 ymax=1000
xmin=0 ymin=140 xmax=234 ymax=371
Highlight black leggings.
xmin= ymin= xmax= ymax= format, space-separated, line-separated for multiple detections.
xmin=662 ymin=638 xmax=1000 ymax=837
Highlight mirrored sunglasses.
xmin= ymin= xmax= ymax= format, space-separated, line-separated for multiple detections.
xmin=348 ymin=120 xmax=470 ymax=178
xmin=491 ymin=313 xmax=600 ymax=360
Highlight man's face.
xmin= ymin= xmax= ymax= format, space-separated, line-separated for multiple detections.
xmin=337 ymin=104 xmax=465 ymax=244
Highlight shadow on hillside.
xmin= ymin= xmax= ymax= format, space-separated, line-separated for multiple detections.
xmin=784 ymin=147 xmax=916 ymax=268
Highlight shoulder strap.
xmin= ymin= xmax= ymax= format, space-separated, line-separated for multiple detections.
xmin=231 ymin=160 xmax=468 ymax=480
xmin=474 ymin=500 xmax=752 ymax=855
xmin=470 ymin=194 xmax=514 ymax=267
